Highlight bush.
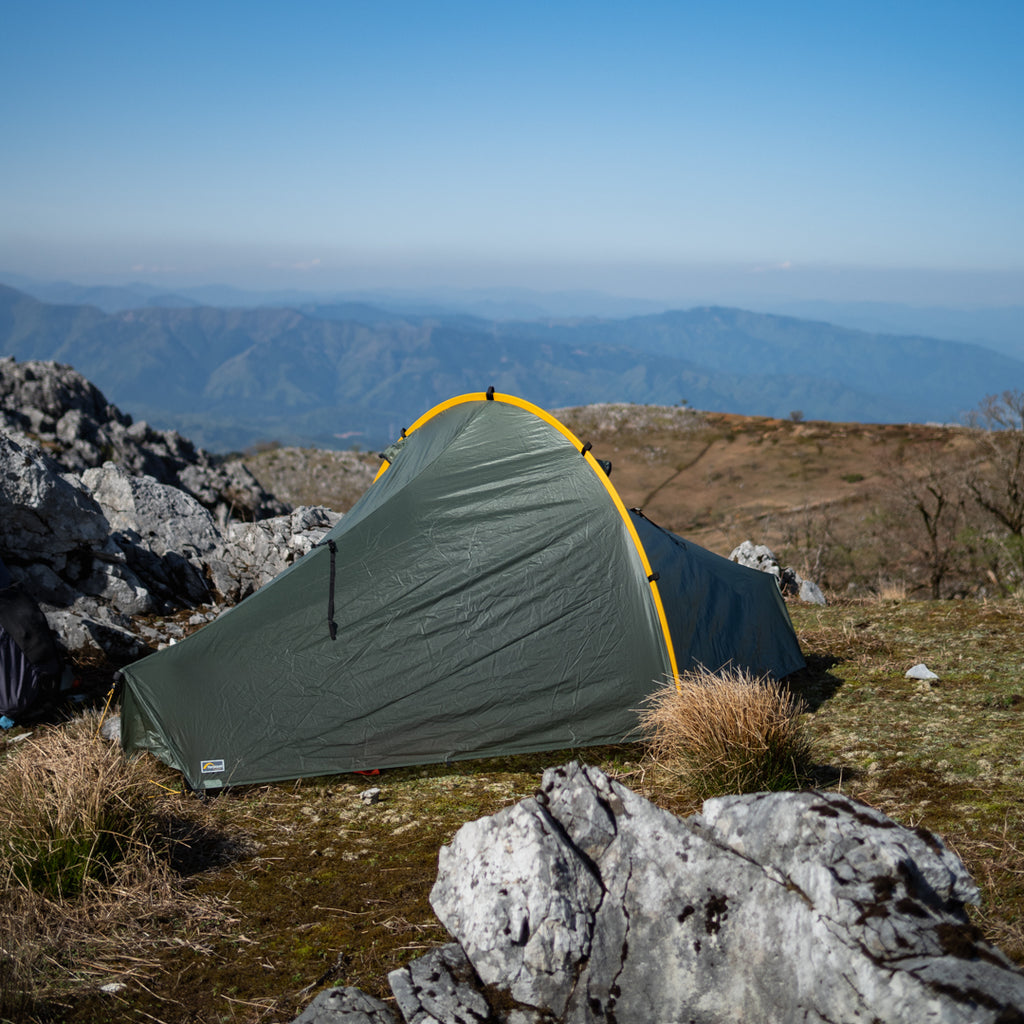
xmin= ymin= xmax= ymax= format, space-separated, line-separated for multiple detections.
xmin=0 ymin=713 xmax=163 ymax=901
xmin=638 ymin=666 xmax=814 ymax=799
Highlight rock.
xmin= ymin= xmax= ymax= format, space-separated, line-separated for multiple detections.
xmin=427 ymin=762 xmax=1024 ymax=1024
xmin=359 ymin=788 xmax=381 ymax=805
xmin=99 ymin=713 xmax=121 ymax=742
xmin=82 ymin=462 xmax=218 ymax=606
xmin=729 ymin=539 xmax=781 ymax=578
xmin=388 ymin=944 xmax=491 ymax=1024
xmin=730 ymin=540 xmax=827 ymax=605
xmin=0 ymin=358 xmax=350 ymax=677
xmin=907 ymin=662 xmax=940 ymax=680
xmin=0 ymin=357 xmax=287 ymax=522
xmin=0 ymin=433 xmax=109 ymax=565
xmin=82 ymin=463 xmax=222 ymax=559
xmin=209 ymin=505 xmax=342 ymax=602
xmin=1 ymin=414 xmax=340 ymax=655
xmin=798 ymin=578 xmax=826 ymax=605
xmin=291 ymin=986 xmax=399 ymax=1024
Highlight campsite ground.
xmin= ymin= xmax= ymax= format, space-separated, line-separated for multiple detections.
xmin=6 ymin=408 xmax=1024 ymax=1023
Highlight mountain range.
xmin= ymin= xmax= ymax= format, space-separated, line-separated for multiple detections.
xmin=2 ymin=281 xmax=1022 ymax=452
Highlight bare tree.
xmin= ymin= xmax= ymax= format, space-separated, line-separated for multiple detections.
xmin=964 ymin=390 xmax=1024 ymax=588
xmin=883 ymin=441 xmax=972 ymax=599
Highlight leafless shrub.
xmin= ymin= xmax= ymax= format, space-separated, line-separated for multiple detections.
xmin=964 ymin=390 xmax=1024 ymax=591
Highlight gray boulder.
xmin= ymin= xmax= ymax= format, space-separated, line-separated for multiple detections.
xmin=0 ymin=432 xmax=109 ymax=566
xmin=388 ymin=944 xmax=492 ymax=1024
xmin=1 ymin=423 xmax=340 ymax=655
xmin=82 ymin=462 xmax=222 ymax=559
xmin=730 ymin=540 xmax=826 ymax=605
xmin=729 ymin=539 xmax=782 ymax=578
xmin=82 ymin=462 xmax=218 ymax=607
xmin=426 ymin=762 xmax=1024 ymax=1023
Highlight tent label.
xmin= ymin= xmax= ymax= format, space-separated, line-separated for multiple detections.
xmin=201 ymin=759 xmax=225 ymax=774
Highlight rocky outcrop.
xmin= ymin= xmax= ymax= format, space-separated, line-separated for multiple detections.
xmin=294 ymin=763 xmax=1024 ymax=1024
xmin=214 ymin=505 xmax=341 ymax=601
xmin=0 ymin=361 xmax=341 ymax=660
xmin=0 ymin=357 xmax=286 ymax=522
xmin=730 ymin=539 xmax=826 ymax=605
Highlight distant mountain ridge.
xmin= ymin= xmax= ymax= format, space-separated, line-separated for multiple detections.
xmin=1 ymin=282 xmax=1021 ymax=452
xmin=7 ymin=274 xmax=1024 ymax=357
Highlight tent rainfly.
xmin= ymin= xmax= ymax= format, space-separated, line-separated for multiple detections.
xmin=121 ymin=392 xmax=804 ymax=790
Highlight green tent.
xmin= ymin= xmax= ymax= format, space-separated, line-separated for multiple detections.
xmin=121 ymin=392 xmax=804 ymax=790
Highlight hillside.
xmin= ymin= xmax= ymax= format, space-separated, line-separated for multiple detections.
xmin=3 ymin=283 xmax=1022 ymax=452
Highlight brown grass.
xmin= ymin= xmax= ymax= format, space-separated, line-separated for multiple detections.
xmin=637 ymin=666 xmax=815 ymax=799
xmin=0 ymin=713 xmax=235 ymax=1018
xmin=0 ymin=714 xmax=165 ymax=901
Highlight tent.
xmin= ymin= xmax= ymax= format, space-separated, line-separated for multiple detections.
xmin=0 ymin=556 xmax=65 ymax=727
xmin=121 ymin=392 xmax=804 ymax=790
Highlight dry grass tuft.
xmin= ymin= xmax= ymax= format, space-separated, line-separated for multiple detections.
xmin=638 ymin=666 xmax=815 ymax=799
xmin=0 ymin=712 xmax=235 ymax=1017
xmin=875 ymin=578 xmax=908 ymax=601
xmin=0 ymin=713 xmax=163 ymax=900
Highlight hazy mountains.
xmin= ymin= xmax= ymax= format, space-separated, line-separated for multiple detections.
xmin=7 ymin=273 xmax=1024 ymax=357
xmin=1 ymin=282 xmax=1022 ymax=452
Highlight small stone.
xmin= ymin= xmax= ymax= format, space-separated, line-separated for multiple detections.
xmin=359 ymin=787 xmax=381 ymax=805
xmin=906 ymin=662 xmax=940 ymax=680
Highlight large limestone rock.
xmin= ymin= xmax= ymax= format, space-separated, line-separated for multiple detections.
xmin=417 ymin=762 xmax=1024 ymax=1024
xmin=82 ymin=462 xmax=222 ymax=559
xmin=0 ymin=356 xmax=346 ymax=667
xmin=388 ymin=944 xmax=491 ymax=1024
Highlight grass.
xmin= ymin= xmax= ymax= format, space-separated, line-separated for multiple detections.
xmin=637 ymin=666 xmax=814 ymax=798
xmin=0 ymin=712 xmax=235 ymax=1021
xmin=3 ymin=596 xmax=1024 ymax=1022
xmin=0 ymin=715 xmax=162 ymax=901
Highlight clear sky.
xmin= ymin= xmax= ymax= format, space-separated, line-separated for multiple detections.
xmin=2 ymin=1 xmax=1022 ymax=305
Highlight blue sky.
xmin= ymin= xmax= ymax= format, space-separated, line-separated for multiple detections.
xmin=2 ymin=1 xmax=1022 ymax=304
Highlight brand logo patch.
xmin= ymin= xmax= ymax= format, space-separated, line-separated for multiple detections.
xmin=201 ymin=759 xmax=225 ymax=774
